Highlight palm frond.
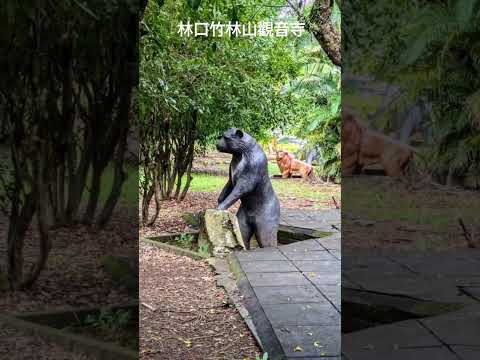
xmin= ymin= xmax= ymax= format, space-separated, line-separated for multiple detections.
xmin=455 ymin=0 xmax=480 ymax=26
xmin=402 ymin=6 xmax=455 ymax=64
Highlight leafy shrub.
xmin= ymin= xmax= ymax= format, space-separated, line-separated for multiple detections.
xmin=175 ymin=234 xmax=195 ymax=249
xmin=198 ymin=243 xmax=210 ymax=257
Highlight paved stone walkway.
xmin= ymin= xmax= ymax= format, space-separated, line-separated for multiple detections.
xmin=233 ymin=209 xmax=341 ymax=360
xmin=280 ymin=208 xmax=341 ymax=234
xmin=342 ymin=249 xmax=480 ymax=359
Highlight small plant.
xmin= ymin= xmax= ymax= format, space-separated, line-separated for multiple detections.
xmin=84 ymin=308 xmax=131 ymax=332
xmin=198 ymin=243 xmax=210 ymax=256
xmin=255 ymin=353 xmax=268 ymax=360
xmin=175 ymin=233 xmax=195 ymax=248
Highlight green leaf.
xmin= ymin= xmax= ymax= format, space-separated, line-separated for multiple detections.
xmin=72 ymin=0 xmax=99 ymax=20
xmin=187 ymin=0 xmax=202 ymax=11
xmin=231 ymin=5 xmax=239 ymax=23
xmin=455 ymin=0 xmax=479 ymax=25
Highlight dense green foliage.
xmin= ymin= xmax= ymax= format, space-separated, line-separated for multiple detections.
xmin=139 ymin=0 xmax=342 ymax=214
xmin=344 ymin=0 xmax=480 ymax=185
xmin=284 ymin=35 xmax=340 ymax=180
xmin=398 ymin=0 xmax=480 ymax=182
xmin=284 ymin=2 xmax=341 ymax=181
xmin=140 ymin=0 xmax=304 ymax=147
xmin=0 ymin=0 xmax=139 ymax=288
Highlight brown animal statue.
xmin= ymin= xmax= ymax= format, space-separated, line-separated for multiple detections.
xmin=276 ymin=151 xmax=313 ymax=179
xmin=342 ymin=107 xmax=413 ymax=177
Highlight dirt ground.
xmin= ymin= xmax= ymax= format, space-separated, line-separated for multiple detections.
xmin=140 ymin=192 xmax=220 ymax=238
xmin=0 ymin=208 xmax=137 ymax=358
xmin=342 ymin=176 xmax=480 ymax=250
xmin=0 ymin=208 xmax=137 ymax=313
xmin=0 ymin=323 xmax=94 ymax=360
xmin=139 ymin=154 xmax=341 ymax=359
xmin=140 ymin=189 xmax=339 ymax=238
xmin=138 ymin=150 xmax=340 ymax=359
xmin=139 ymin=242 xmax=261 ymax=360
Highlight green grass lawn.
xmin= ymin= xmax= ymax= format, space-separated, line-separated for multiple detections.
xmin=189 ymin=174 xmax=228 ymax=193
xmin=268 ymin=162 xmax=281 ymax=176
xmin=189 ymin=173 xmax=338 ymax=205
xmin=88 ymin=163 xmax=138 ymax=207
xmin=207 ymin=160 xmax=281 ymax=176
xmin=342 ymin=177 xmax=479 ymax=230
xmin=271 ymin=178 xmax=335 ymax=203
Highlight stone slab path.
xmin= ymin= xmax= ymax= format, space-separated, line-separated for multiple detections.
xmin=233 ymin=209 xmax=341 ymax=360
xmin=280 ymin=208 xmax=341 ymax=234
xmin=342 ymin=248 xmax=480 ymax=359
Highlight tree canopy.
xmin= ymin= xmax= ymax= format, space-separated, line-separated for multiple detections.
xmin=140 ymin=0 xmax=305 ymax=146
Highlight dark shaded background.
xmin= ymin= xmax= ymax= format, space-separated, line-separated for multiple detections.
xmin=0 ymin=1 xmax=144 ymax=358
xmin=342 ymin=1 xmax=480 ymax=359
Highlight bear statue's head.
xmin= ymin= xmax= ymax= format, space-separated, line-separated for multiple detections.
xmin=216 ymin=128 xmax=255 ymax=154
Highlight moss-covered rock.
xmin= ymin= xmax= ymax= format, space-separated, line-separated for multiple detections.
xmin=198 ymin=209 xmax=245 ymax=258
xmin=181 ymin=212 xmax=204 ymax=229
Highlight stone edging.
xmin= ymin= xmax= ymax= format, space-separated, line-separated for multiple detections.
xmin=0 ymin=313 xmax=137 ymax=360
xmin=141 ymin=237 xmax=207 ymax=260
xmin=140 ymin=237 xmax=289 ymax=358
xmin=141 ymin=237 xmax=274 ymax=357
xmin=227 ymin=253 xmax=287 ymax=360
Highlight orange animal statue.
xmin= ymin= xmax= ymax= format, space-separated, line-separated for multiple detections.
xmin=276 ymin=151 xmax=313 ymax=179
xmin=342 ymin=107 xmax=413 ymax=177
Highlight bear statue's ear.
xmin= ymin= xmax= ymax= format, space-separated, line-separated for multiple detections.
xmin=235 ymin=129 xmax=244 ymax=138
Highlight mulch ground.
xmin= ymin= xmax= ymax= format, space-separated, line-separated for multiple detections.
xmin=0 ymin=207 xmax=137 ymax=357
xmin=138 ymin=167 xmax=338 ymax=359
xmin=342 ymin=176 xmax=480 ymax=250
xmin=0 ymin=323 xmax=94 ymax=360
xmin=0 ymin=208 xmax=137 ymax=313
xmin=140 ymin=192 xmax=222 ymax=238
xmin=139 ymin=242 xmax=261 ymax=360
xmin=140 ymin=189 xmax=339 ymax=238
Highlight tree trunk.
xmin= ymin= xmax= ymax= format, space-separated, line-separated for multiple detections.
xmin=56 ymin=162 xmax=66 ymax=224
xmin=141 ymin=185 xmax=154 ymax=226
xmin=96 ymin=128 xmax=129 ymax=226
xmin=146 ymin=186 xmax=161 ymax=226
xmin=7 ymin=201 xmax=22 ymax=290
xmin=307 ymin=0 xmax=341 ymax=67
xmin=180 ymin=160 xmax=193 ymax=201
xmin=19 ymin=212 xmax=50 ymax=289
xmin=174 ymin=166 xmax=183 ymax=200
xmin=7 ymin=192 xmax=37 ymax=290
xmin=48 ymin=170 xmax=58 ymax=226
xmin=82 ymin=164 xmax=103 ymax=224
xmin=57 ymin=30 xmax=74 ymax=225
xmin=20 ymin=152 xmax=51 ymax=289
xmin=65 ymin=138 xmax=91 ymax=223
